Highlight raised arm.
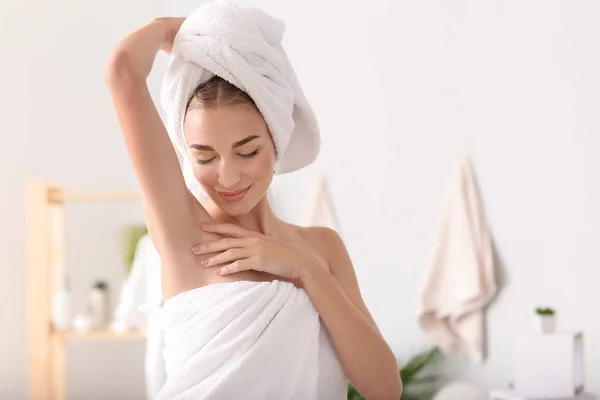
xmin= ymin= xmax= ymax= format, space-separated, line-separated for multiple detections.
xmin=104 ymin=18 xmax=219 ymax=299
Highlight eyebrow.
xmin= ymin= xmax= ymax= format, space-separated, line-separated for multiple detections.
xmin=189 ymin=135 xmax=260 ymax=151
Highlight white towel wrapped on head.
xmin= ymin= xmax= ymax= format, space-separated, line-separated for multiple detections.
xmin=160 ymin=0 xmax=320 ymax=202
xmin=146 ymin=280 xmax=347 ymax=399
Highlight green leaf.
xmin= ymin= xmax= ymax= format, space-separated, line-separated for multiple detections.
xmin=406 ymin=375 xmax=439 ymax=385
xmin=92 ymin=280 xmax=108 ymax=290
xmin=400 ymin=393 xmax=421 ymax=400
xmin=400 ymin=347 xmax=442 ymax=383
xmin=347 ymin=382 xmax=365 ymax=400
xmin=122 ymin=224 xmax=148 ymax=274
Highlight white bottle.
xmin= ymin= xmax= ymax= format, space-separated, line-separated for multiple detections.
xmin=51 ymin=274 xmax=71 ymax=331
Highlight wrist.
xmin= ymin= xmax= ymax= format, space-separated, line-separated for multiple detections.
xmin=298 ymin=256 xmax=330 ymax=285
xmin=151 ymin=18 xmax=174 ymax=53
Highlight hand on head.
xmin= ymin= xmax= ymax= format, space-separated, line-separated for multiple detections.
xmin=154 ymin=17 xmax=186 ymax=53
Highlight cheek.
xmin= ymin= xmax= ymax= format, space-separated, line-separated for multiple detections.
xmin=194 ymin=168 xmax=218 ymax=187
xmin=246 ymin=154 xmax=274 ymax=180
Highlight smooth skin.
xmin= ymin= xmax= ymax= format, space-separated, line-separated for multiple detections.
xmin=104 ymin=17 xmax=402 ymax=399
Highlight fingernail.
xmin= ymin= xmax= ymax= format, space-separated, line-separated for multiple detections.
xmin=215 ymin=268 xmax=221 ymax=275
xmin=192 ymin=245 xmax=201 ymax=254
xmin=201 ymin=260 xmax=209 ymax=266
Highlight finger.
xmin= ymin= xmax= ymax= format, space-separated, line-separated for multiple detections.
xmin=202 ymin=248 xmax=250 ymax=268
xmin=217 ymin=260 xmax=252 ymax=276
xmin=191 ymin=238 xmax=250 ymax=255
xmin=200 ymin=223 xmax=255 ymax=238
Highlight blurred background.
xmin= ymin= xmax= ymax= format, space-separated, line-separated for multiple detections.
xmin=1 ymin=0 xmax=599 ymax=399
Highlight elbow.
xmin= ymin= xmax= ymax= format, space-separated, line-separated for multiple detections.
xmin=104 ymin=49 xmax=129 ymax=83
xmin=104 ymin=49 xmax=141 ymax=90
xmin=359 ymin=375 xmax=403 ymax=400
xmin=394 ymin=377 xmax=404 ymax=399
xmin=381 ymin=376 xmax=403 ymax=400
xmin=378 ymin=356 xmax=403 ymax=400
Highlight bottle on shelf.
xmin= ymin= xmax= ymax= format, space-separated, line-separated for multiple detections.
xmin=51 ymin=273 xmax=71 ymax=331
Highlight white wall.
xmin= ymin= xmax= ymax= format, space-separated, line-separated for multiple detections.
xmin=0 ymin=1 xmax=166 ymax=398
xmin=2 ymin=0 xmax=599 ymax=398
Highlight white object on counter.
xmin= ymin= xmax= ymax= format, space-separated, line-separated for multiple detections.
xmin=490 ymin=389 xmax=596 ymax=400
xmin=73 ymin=308 xmax=93 ymax=333
xmin=513 ymin=331 xmax=585 ymax=398
xmin=51 ymin=274 xmax=71 ymax=331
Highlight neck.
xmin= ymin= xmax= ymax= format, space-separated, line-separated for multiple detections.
xmin=202 ymin=193 xmax=280 ymax=236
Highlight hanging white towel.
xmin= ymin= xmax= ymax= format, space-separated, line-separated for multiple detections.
xmin=302 ymin=173 xmax=341 ymax=234
xmin=417 ymin=155 xmax=497 ymax=363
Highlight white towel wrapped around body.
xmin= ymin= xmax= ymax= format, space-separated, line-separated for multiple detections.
xmin=146 ymin=280 xmax=347 ymax=399
xmin=161 ymin=0 xmax=320 ymax=202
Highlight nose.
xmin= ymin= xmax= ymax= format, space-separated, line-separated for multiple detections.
xmin=217 ymin=160 xmax=242 ymax=189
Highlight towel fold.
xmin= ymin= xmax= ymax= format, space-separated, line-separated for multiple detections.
xmin=161 ymin=0 xmax=320 ymax=202
xmin=417 ymin=155 xmax=497 ymax=363
xmin=145 ymin=280 xmax=346 ymax=399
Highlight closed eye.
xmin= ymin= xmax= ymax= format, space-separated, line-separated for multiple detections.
xmin=195 ymin=158 xmax=215 ymax=165
xmin=195 ymin=149 xmax=260 ymax=165
xmin=240 ymin=149 xmax=259 ymax=159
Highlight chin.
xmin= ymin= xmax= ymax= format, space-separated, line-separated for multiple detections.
xmin=221 ymin=207 xmax=251 ymax=217
xmin=219 ymin=199 xmax=257 ymax=216
xmin=210 ymin=188 xmax=258 ymax=214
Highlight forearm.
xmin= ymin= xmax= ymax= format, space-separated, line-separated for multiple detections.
xmin=301 ymin=265 xmax=402 ymax=399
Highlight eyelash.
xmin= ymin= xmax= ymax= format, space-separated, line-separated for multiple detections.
xmin=195 ymin=150 xmax=260 ymax=165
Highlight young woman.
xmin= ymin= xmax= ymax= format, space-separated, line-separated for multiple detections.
xmin=105 ymin=11 xmax=401 ymax=400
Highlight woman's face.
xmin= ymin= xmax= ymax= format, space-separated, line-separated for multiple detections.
xmin=183 ymin=105 xmax=276 ymax=215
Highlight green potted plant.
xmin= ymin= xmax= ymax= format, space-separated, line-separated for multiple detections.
xmin=348 ymin=346 xmax=443 ymax=400
xmin=534 ymin=306 xmax=556 ymax=334
xmin=121 ymin=224 xmax=148 ymax=274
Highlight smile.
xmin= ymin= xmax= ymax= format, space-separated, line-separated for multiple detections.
xmin=218 ymin=185 xmax=252 ymax=203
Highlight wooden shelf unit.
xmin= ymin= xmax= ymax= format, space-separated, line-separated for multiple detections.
xmin=27 ymin=182 xmax=145 ymax=400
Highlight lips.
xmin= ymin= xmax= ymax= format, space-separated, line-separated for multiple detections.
xmin=218 ymin=185 xmax=252 ymax=203
xmin=220 ymin=187 xmax=249 ymax=196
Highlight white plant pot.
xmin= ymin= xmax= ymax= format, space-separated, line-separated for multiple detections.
xmin=90 ymin=288 xmax=109 ymax=328
xmin=535 ymin=315 xmax=556 ymax=334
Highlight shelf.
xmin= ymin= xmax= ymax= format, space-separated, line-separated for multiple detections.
xmin=48 ymin=189 xmax=140 ymax=204
xmin=53 ymin=329 xmax=145 ymax=341
xmin=27 ymin=182 xmax=146 ymax=400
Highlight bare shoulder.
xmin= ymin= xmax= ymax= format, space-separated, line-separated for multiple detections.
xmin=293 ymin=225 xmax=346 ymax=273
xmin=294 ymin=224 xmax=379 ymax=328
